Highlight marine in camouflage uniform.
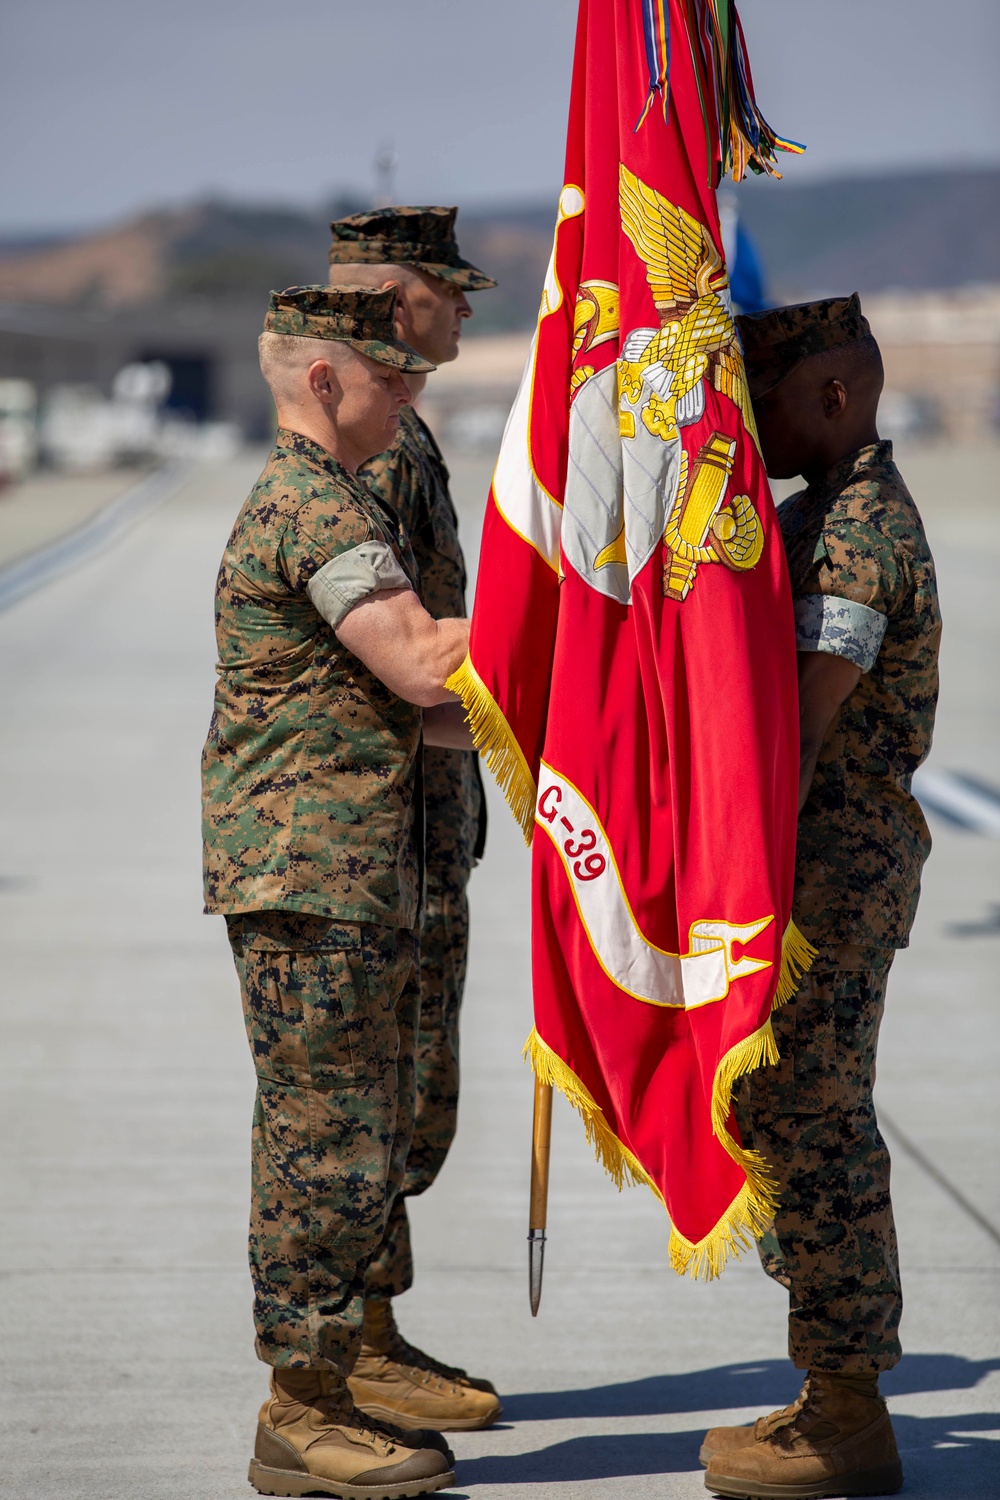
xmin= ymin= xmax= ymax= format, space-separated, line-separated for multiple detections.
xmin=733 ymin=295 xmax=941 ymax=1376
xmin=361 ymin=403 xmax=486 ymax=1300
xmin=201 ymin=285 xmax=438 ymax=1377
xmin=702 ymin=298 xmax=941 ymax=1498
xmin=737 ymin=432 xmax=942 ymax=1361
xmin=323 ymin=211 xmax=502 ymax=1432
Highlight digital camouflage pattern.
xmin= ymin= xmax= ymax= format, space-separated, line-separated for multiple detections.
xmin=364 ymin=885 xmax=469 ymax=1297
xmin=737 ymin=294 xmax=872 ymax=399
xmin=202 ymin=429 xmax=422 ymax=928
xmin=732 ymin=439 xmax=939 ymax=1373
xmin=362 ymin=405 xmax=484 ymax=875
xmin=360 ymin=404 xmax=484 ymax=1296
xmin=793 ymin=594 xmax=887 ymax=674
xmin=777 ymin=440 xmax=941 ymax=951
xmin=228 ymin=911 xmax=418 ymax=1370
xmin=735 ymin=951 xmax=901 ymax=1371
xmin=328 ymin=207 xmax=497 ymax=291
xmin=264 ymin=286 xmax=434 ymax=372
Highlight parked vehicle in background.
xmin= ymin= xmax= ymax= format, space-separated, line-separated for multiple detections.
xmin=0 ymin=379 xmax=38 ymax=484
xmin=37 ymin=362 xmax=242 ymax=472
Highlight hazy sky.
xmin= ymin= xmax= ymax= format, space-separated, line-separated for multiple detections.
xmin=2 ymin=0 xmax=998 ymax=233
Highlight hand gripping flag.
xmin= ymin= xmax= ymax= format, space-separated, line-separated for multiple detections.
xmin=448 ymin=0 xmax=811 ymax=1278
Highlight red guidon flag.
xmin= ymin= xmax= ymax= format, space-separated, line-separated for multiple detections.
xmin=448 ymin=0 xmax=812 ymax=1276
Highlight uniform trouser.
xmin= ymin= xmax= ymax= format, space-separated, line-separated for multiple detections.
xmin=228 ymin=911 xmax=418 ymax=1373
xmin=365 ymin=869 xmax=470 ymax=1299
xmin=734 ymin=950 xmax=902 ymax=1373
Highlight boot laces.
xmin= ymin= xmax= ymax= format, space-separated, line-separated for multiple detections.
xmin=385 ymin=1331 xmax=469 ymax=1386
xmin=314 ymin=1394 xmax=397 ymax=1451
xmin=770 ymin=1378 xmax=839 ymax=1448
xmin=367 ymin=1414 xmax=418 ymax=1445
xmin=365 ymin=1301 xmax=469 ymax=1383
xmin=756 ymin=1382 xmax=808 ymax=1439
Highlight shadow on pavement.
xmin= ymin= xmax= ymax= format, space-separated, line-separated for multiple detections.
xmin=892 ymin=1411 xmax=1000 ymax=1497
xmin=451 ymin=1412 xmax=999 ymax=1493
xmin=498 ymin=1353 xmax=1000 ymax=1422
xmin=453 ymin=1429 xmax=704 ymax=1485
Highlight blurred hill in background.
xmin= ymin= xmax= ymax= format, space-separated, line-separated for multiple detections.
xmin=2 ymin=166 xmax=998 ymax=328
xmin=740 ymin=166 xmax=1000 ymax=300
xmin=0 ymin=196 xmax=553 ymax=334
xmin=1 ymin=166 xmax=997 ymax=458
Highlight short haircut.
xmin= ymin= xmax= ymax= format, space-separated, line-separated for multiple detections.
xmin=258 ymin=331 xmax=348 ymax=405
xmin=808 ymin=333 xmax=884 ymax=389
xmin=325 ymin=263 xmax=419 ymax=290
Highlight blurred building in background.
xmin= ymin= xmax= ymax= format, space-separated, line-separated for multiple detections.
xmin=0 ymin=164 xmax=997 ymax=472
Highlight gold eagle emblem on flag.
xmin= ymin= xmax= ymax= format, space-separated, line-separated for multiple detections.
xmin=615 ymin=165 xmax=764 ymax=598
xmin=617 ymin=164 xmax=758 ymax=447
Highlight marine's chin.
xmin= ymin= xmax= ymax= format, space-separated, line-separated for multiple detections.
xmin=434 ymin=333 xmax=463 ymax=365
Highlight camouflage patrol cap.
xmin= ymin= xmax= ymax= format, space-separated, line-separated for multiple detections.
xmin=737 ymin=294 xmax=873 ymax=399
xmin=328 ymin=206 xmax=497 ymax=291
xmin=264 ymin=285 xmax=435 ymax=372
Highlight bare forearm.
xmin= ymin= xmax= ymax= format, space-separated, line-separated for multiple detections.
xmin=416 ymin=618 xmax=470 ymax=706
xmin=369 ymin=617 xmax=467 ymax=706
xmin=796 ymin=649 xmax=862 ymax=813
xmin=377 ymin=616 xmax=468 ymax=706
xmin=423 ymin=702 xmax=475 ymax=749
xmin=798 ymin=740 xmax=822 ymax=812
xmin=335 ymin=589 xmax=469 ymax=706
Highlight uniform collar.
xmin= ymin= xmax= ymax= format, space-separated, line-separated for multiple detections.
xmin=805 ymin=440 xmax=894 ymax=502
xmin=275 ymin=427 xmax=354 ymax=483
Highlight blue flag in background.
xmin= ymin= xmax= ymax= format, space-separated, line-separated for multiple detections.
xmin=719 ymin=190 xmax=769 ymax=313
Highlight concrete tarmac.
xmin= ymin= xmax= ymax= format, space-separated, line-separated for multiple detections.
xmin=0 ymin=442 xmax=997 ymax=1499
xmin=0 ymin=465 xmax=149 ymax=570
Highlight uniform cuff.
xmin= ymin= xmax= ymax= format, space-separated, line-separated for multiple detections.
xmin=307 ymin=541 xmax=412 ymax=629
xmin=794 ymin=594 xmax=887 ymax=673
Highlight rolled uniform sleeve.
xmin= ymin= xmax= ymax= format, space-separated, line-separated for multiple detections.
xmin=796 ymin=519 xmax=905 ymax=674
xmin=794 ymin=596 xmax=887 ymax=673
xmin=307 ymin=541 xmax=411 ymax=629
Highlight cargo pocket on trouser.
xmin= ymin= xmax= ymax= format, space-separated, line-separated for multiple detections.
xmin=232 ymin=912 xmax=403 ymax=1371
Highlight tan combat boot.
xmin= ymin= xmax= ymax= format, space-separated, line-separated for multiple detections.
xmin=700 ymin=1381 xmax=813 ymax=1467
xmin=348 ymin=1298 xmax=502 ymax=1433
xmin=703 ymin=1372 xmax=903 ymax=1498
xmin=248 ymin=1367 xmax=455 ymax=1499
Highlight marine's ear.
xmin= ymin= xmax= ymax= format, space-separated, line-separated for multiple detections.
xmin=821 ymin=378 xmax=848 ymax=420
xmin=306 ymin=358 xmax=339 ymax=402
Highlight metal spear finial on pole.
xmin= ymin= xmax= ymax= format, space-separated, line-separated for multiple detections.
xmin=528 ymin=1076 xmax=553 ymax=1316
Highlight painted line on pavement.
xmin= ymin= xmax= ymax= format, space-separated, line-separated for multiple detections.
xmin=879 ymin=1110 xmax=1000 ymax=1251
xmin=913 ymin=768 xmax=1000 ymax=837
xmin=0 ymin=460 xmax=193 ymax=614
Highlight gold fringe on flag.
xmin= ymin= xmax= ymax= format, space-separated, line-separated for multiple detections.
xmin=668 ymin=1179 xmax=778 ymax=1281
xmin=684 ymin=919 xmax=817 ymax=1278
xmin=445 ymin=654 xmax=537 ymax=843
xmin=523 ymin=921 xmax=817 ymax=1281
xmin=774 ymin=918 xmax=817 ymax=1007
xmin=708 ymin=1016 xmax=781 ymax=1201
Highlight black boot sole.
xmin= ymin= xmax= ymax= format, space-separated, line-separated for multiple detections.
xmin=705 ymin=1458 xmax=904 ymax=1499
xmin=248 ymin=1458 xmax=456 ymax=1499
